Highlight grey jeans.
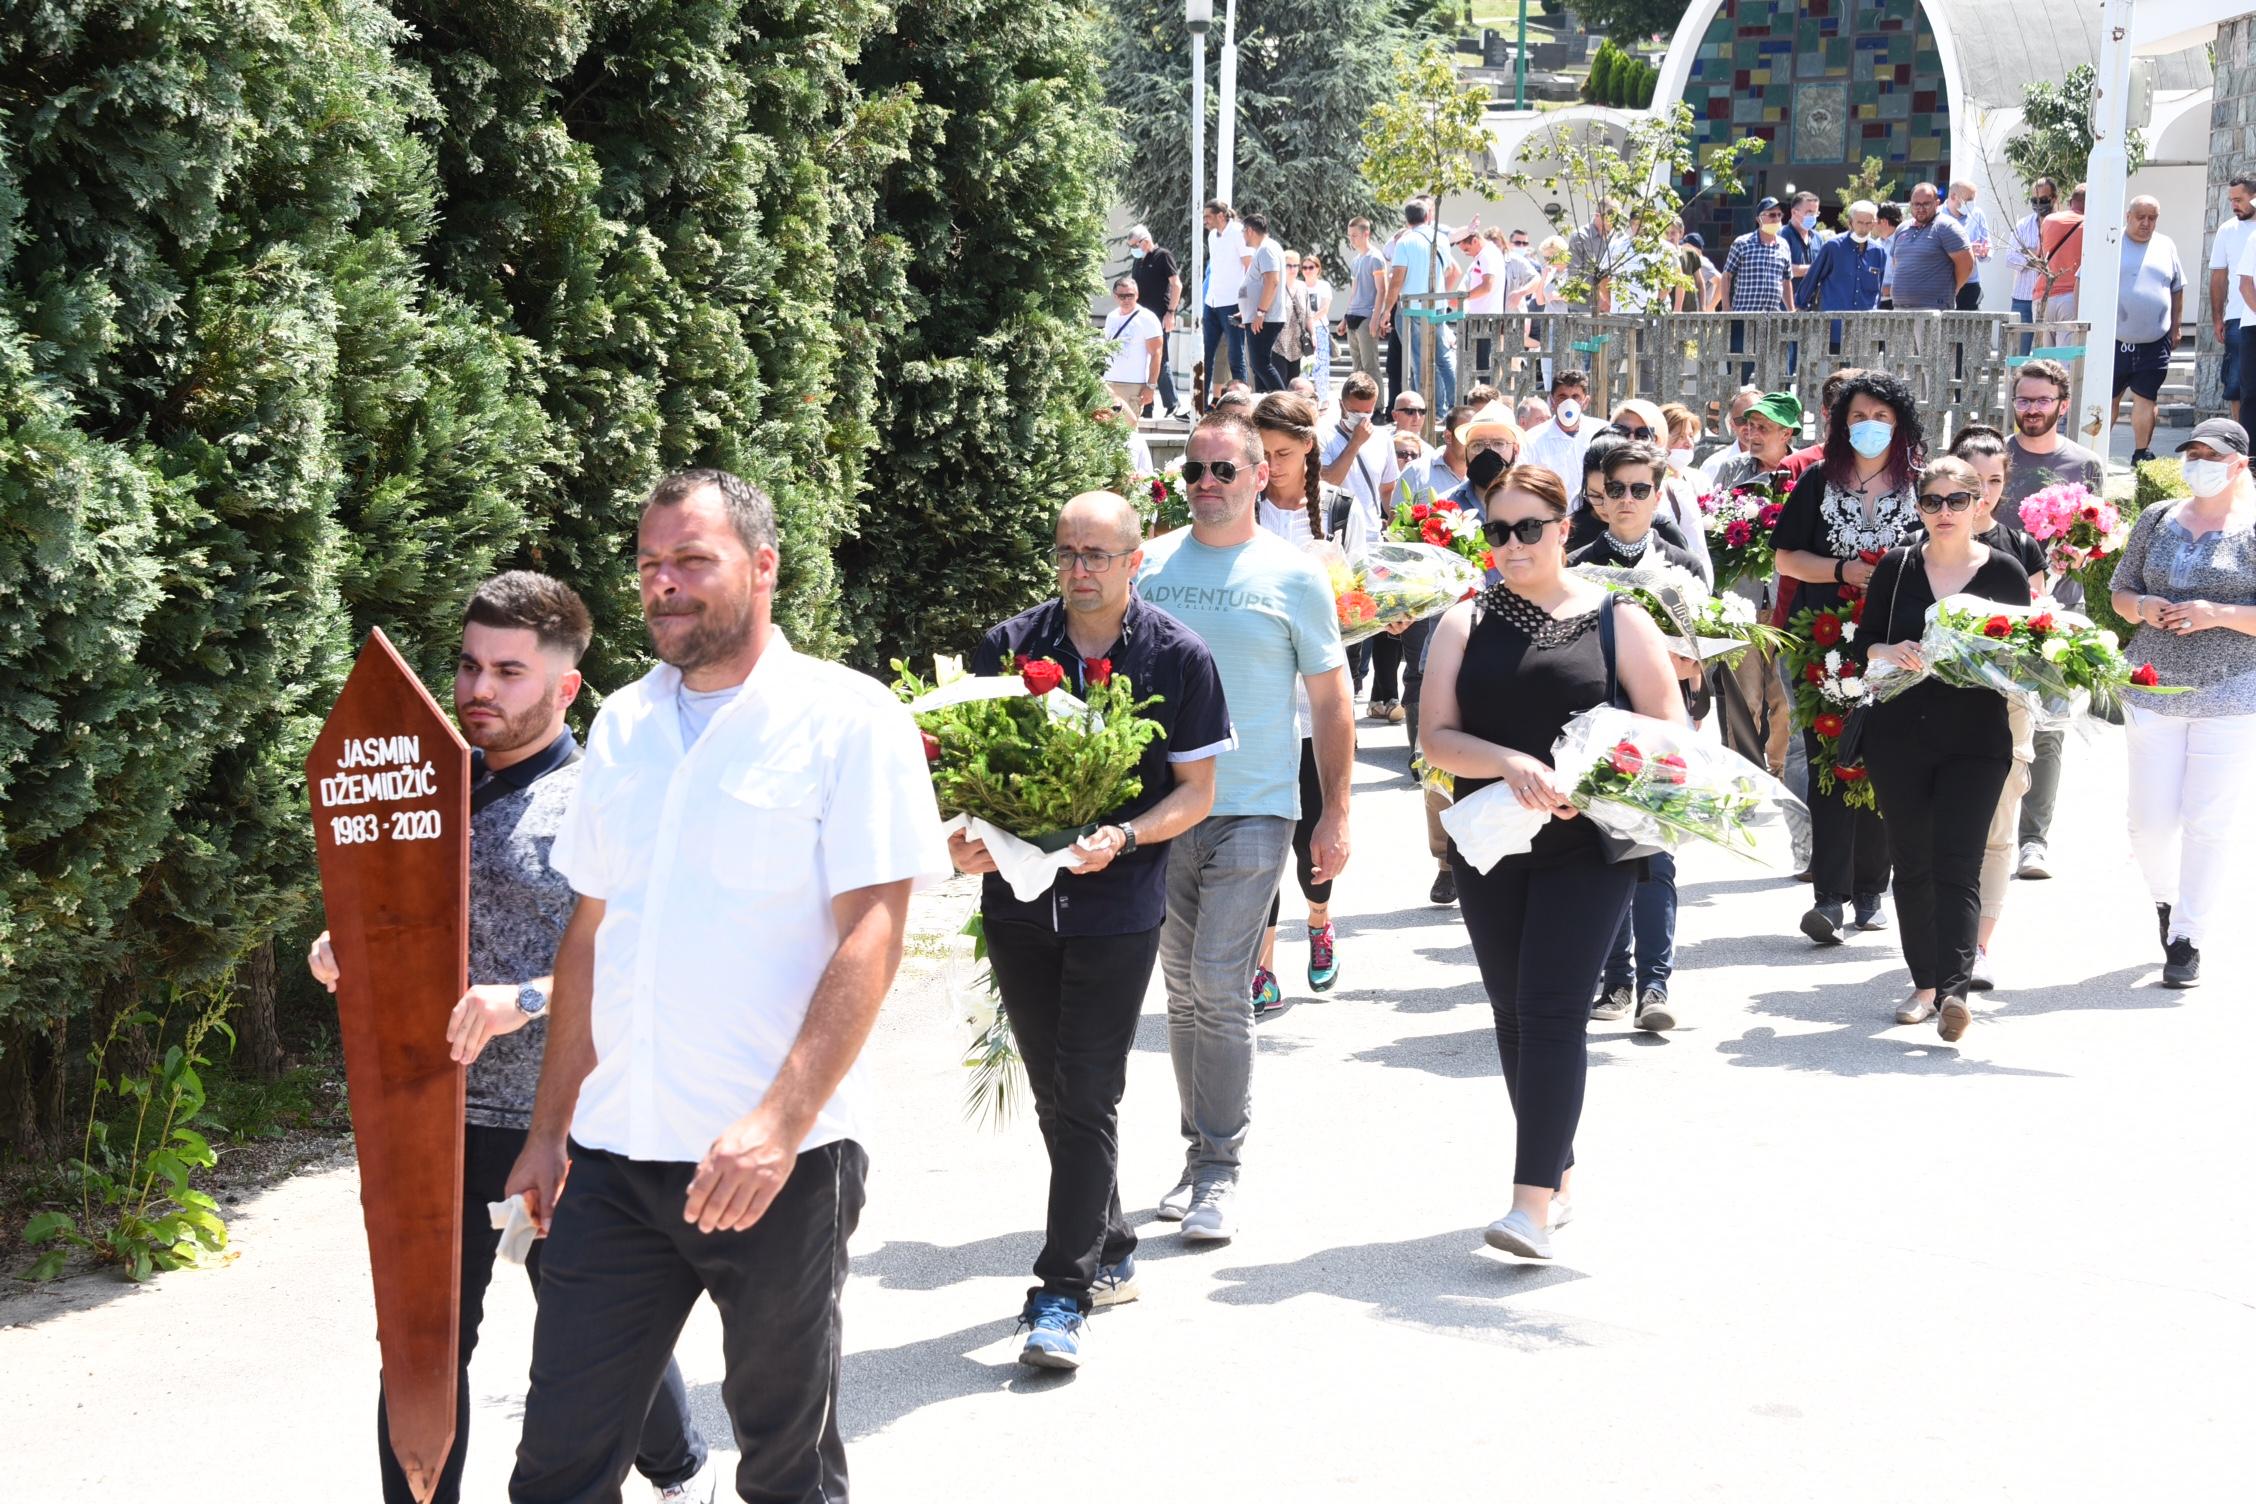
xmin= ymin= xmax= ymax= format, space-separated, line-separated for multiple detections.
xmin=2019 ymin=727 xmax=2064 ymax=848
xmin=1159 ymin=813 xmax=1295 ymax=1184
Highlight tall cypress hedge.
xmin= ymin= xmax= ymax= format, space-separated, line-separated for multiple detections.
xmin=0 ymin=0 xmax=1125 ymax=1153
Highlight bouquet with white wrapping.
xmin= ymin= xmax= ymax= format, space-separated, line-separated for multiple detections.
xmin=1441 ymin=707 xmax=1807 ymax=873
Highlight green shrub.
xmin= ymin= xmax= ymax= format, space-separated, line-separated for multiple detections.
xmin=2133 ymin=456 xmax=2188 ymax=509
xmin=2076 ymin=460 xmax=2187 ymax=643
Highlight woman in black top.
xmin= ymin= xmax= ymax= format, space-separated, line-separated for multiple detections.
xmin=1771 ymin=371 xmax=1925 ymax=943
xmin=1860 ymin=456 xmax=2036 ymax=1042
xmin=1421 ymin=463 xmax=1686 ymax=1262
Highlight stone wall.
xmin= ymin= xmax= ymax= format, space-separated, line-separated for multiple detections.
xmin=2200 ymin=15 xmax=2256 ymax=415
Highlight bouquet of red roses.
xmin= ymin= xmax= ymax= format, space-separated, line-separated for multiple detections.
xmin=1863 ymin=596 xmax=2190 ymax=723
xmin=1783 ymin=595 xmax=1875 ymax=809
xmin=1386 ymin=493 xmax=1491 ymax=571
xmin=1137 ymin=469 xmax=1191 ymax=534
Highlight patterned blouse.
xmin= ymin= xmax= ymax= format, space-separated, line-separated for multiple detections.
xmin=1771 ymin=463 xmax=1922 ymax=618
xmin=2109 ymin=501 xmax=2256 ymax=719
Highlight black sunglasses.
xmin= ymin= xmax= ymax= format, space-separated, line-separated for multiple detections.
xmin=1180 ymin=459 xmax=1241 ymax=485
xmin=1614 ymin=425 xmax=1655 ymax=441
xmin=1395 ymin=404 xmax=1427 ymax=417
xmin=1603 ymin=479 xmax=1656 ymax=500
xmin=1917 ymin=490 xmax=1977 ymax=513
xmin=1483 ymin=516 xmax=1558 ymax=547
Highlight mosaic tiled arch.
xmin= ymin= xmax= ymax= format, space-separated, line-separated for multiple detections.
xmin=1680 ymin=0 xmax=1948 ymax=175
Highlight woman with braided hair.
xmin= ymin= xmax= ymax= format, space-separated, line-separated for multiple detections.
xmin=1248 ymin=391 xmax=1363 ymax=1010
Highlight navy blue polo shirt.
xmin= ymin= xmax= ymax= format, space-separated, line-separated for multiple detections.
xmin=969 ymin=595 xmax=1234 ymax=935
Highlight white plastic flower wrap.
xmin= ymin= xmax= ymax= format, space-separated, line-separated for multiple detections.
xmin=1440 ymin=708 xmax=1809 ymax=873
xmin=1576 ymin=562 xmax=1791 ymax=665
xmin=1329 ymin=541 xmax=1485 ymax=647
xmin=1549 ymin=706 xmax=1809 ymax=867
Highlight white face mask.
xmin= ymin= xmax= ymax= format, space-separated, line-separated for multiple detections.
xmin=1668 ymin=446 xmax=1694 ymax=469
xmin=2184 ymin=458 xmax=2235 ymax=497
xmin=1556 ymin=398 xmax=1582 ymax=427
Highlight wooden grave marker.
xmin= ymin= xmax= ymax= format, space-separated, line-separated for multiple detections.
xmin=307 ymin=628 xmax=471 ymax=1503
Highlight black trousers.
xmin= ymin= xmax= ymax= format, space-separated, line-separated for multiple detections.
xmin=1268 ymin=738 xmax=1334 ymax=928
xmin=1804 ymin=727 xmax=1891 ymax=905
xmin=983 ymin=917 xmax=1161 ymax=1311
xmin=1248 ymin=322 xmax=1288 ymax=390
xmin=379 ymin=1124 xmax=703 ymax=1504
xmin=512 ymin=1139 xmax=867 ymax=1504
xmin=1370 ymin=634 xmax=1404 ymax=703
xmin=1386 ymin=321 xmax=1406 ymax=404
xmin=1449 ymin=847 xmax=1637 ymax=1189
xmin=1864 ymin=729 xmax=2011 ymax=999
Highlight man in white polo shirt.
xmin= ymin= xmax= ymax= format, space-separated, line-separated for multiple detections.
xmin=1102 ymin=275 xmax=1164 ymax=417
xmin=507 ymin=468 xmax=949 ymax=1504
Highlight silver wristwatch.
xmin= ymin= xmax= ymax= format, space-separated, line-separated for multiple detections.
xmin=516 ymin=982 xmax=548 ymax=1017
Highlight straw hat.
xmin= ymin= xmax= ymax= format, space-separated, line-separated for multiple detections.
xmin=1453 ymin=399 xmax=1523 ymax=452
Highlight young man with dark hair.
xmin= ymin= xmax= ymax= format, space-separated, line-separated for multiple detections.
xmin=507 ymin=470 xmax=950 ymax=1503
xmin=310 ymin=572 xmax=717 ymax=1504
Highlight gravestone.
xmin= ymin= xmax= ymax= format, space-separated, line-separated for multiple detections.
xmin=1483 ymin=30 xmax=1515 ymax=70
xmin=308 ymin=628 xmax=472 ymax=1504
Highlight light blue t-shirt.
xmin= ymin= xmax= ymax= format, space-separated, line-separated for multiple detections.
xmin=1391 ymin=226 xmax=1442 ymax=306
xmin=1136 ymin=527 xmax=1347 ymax=819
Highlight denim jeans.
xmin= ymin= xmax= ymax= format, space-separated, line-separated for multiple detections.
xmin=1201 ymin=306 xmax=1247 ymax=395
xmin=1248 ymin=320 xmax=1287 ymax=391
xmin=984 ymin=918 xmax=1161 ymax=1311
xmin=2011 ymin=296 xmax=2035 ymax=357
xmin=514 ymin=1140 xmax=865 ymax=1504
xmin=2224 ymin=321 xmax=2242 ymax=405
xmin=1398 ymin=314 xmax=1457 ymax=411
xmin=1602 ymin=850 xmax=1678 ymax=995
xmin=1160 ymin=813 xmax=1295 ymax=1183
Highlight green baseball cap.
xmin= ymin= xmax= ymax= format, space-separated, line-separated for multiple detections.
xmin=1747 ymin=391 xmax=1804 ymax=430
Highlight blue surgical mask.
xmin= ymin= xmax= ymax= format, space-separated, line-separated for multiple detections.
xmin=1848 ymin=419 xmax=1894 ymax=458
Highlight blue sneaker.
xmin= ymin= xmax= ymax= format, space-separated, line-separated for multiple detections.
xmin=1017 ymin=1293 xmax=1086 ymax=1369
xmin=1251 ymin=967 xmax=1285 ymax=1019
xmin=1091 ymin=1254 xmax=1140 ymax=1308
xmin=1306 ymin=923 xmax=1339 ymax=992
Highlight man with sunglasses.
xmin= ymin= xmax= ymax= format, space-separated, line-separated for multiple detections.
xmin=952 ymin=491 xmax=1232 ymax=1368
xmin=1102 ymin=276 xmax=1164 ymax=419
xmin=1999 ymin=358 xmax=2102 ymax=881
xmin=1137 ymin=416 xmax=1354 ymax=1242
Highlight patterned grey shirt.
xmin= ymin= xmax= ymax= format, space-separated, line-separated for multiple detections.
xmin=464 ymin=752 xmax=580 ymax=1129
xmin=2109 ymin=503 xmax=2256 ymax=719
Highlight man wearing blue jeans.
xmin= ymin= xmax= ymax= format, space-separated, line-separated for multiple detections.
xmin=1200 ymin=199 xmax=1251 ymax=400
xmin=1137 ymin=413 xmax=1354 ymax=1244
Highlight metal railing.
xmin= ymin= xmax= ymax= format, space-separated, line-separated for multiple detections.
xmin=1396 ymin=298 xmax=2091 ymax=444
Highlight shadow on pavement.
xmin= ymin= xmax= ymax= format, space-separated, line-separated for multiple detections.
xmin=1323 ymin=974 xmax=1486 ymax=1015
xmin=1716 ymin=1024 xmax=2068 ymax=1077
xmin=1353 ymin=1026 xmax=1628 ymax=1078
xmin=852 ymin=1230 xmax=1045 ymax=1291
xmin=1670 ymin=930 xmax=1893 ymax=970
xmin=1330 ymin=906 xmax=1463 ymax=937
xmin=1205 ymin=1229 xmax=1605 ymax=1349
xmin=824 ymin=1315 xmax=1076 ymax=1441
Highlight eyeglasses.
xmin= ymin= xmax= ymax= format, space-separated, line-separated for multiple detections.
xmin=1510 ymin=239 xmax=1530 ymax=248
xmin=1468 ymin=439 xmax=1516 ymax=458
xmin=1613 ymin=425 xmax=1655 ymax=441
xmin=1395 ymin=405 xmax=1427 ymax=417
xmin=1051 ymin=546 xmax=1138 ymax=573
xmin=1113 ymin=289 xmax=1136 ymax=299
xmin=1179 ymin=459 xmax=1242 ymax=485
xmin=1603 ymin=479 xmax=1656 ymax=501
xmin=2011 ymin=396 xmax=2059 ymax=409
xmin=1916 ymin=490 xmax=1977 ymax=513
xmin=1483 ymin=516 xmax=1559 ymax=547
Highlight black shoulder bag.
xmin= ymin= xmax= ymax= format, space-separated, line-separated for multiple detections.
xmin=1594 ymin=594 xmax=1663 ymax=865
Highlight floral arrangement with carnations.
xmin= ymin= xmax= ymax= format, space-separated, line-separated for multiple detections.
xmin=1784 ymin=596 xmax=1874 ymax=809
xmin=1697 ymin=476 xmax=1786 ymax=593
xmin=2017 ymin=483 xmax=2127 ymax=574
xmin=1137 ymin=469 xmax=1191 ymax=534
xmin=1327 ymin=541 xmax=1485 ymax=645
xmin=1386 ymin=493 xmax=1492 ymax=571
xmin=1863 ymin=596 xmax=2190 ymax=722
xmin=1438 ymin=706 xmax=1805 ymax=871
xmin=1576 ymin=561 xmax=1792 ymax=667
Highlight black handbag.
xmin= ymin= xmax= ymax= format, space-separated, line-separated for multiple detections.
xmin=1593 ymin=594 xmax=1664 ymax=865
xmin=1831 ymin=544 xmax=1911 ymax=769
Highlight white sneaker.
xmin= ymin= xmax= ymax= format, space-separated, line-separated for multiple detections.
xmin=1548 ymin=1195 xmax=1574 ymax=1231
xmin=1968 ymin=946 xmax=1995 ymax=992
xmin=1155 ymin=1179 xmax=1195 ymax=1222
xmin=1178 ymin=1181 xmax=1237 ymax=1241
xmin=2016 ymin=842 xmax=2051 ymax=880
xmin=654 ymin=1459 xmax=718 ymax=1503
xmin=1482 ymin=1208 xmax=1552 ymax=1259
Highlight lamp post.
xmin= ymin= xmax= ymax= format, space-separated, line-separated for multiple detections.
xmin=1514 ymin=0 xmax=1527 ymax=112
xmin=1216 ymin=0 xmax=1239 ymax=206
xmin=1188 ymin=0 xmax=1210 ymax=405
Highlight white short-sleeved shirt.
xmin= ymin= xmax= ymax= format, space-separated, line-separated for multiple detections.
xmin=1321 ymin=422 xmax=1402 ymax=540
xmin=1103 ymin=304 xmax=1162 ymax=383
xmin=2215 ymin=215 xmax=2256 ymax=325
xmin=1465 ymin=243 xmax=1508 ymax=315
xmin=550 ymin=634 xmax=953 ymax=1162
xmin=1207 ymin=220 xmax=1250 ymax=308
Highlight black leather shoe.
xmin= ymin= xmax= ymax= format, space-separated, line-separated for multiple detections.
xmin=1853 ymin=896 xmax=1890 ymax=931
xmin=1429 ymin=867 xmax=1456 ymax=906
xmin=2162 ymin=938 xmax=2201 ymax=989
xmin=1800 ymin=903 xmax=1845 ymax=945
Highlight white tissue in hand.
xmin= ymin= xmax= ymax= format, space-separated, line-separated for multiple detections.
xmin=487 ymin=1194 xmax=541 ymax=1265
